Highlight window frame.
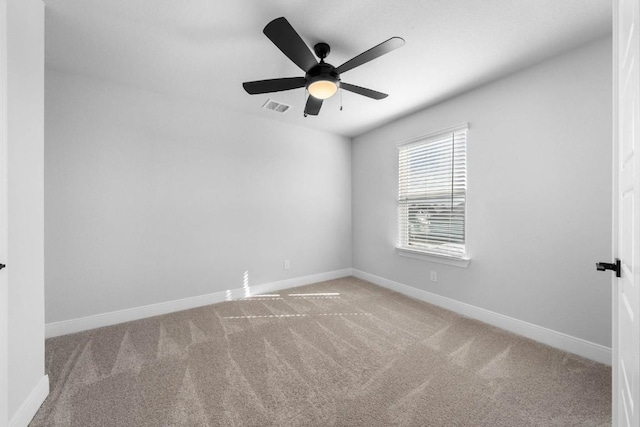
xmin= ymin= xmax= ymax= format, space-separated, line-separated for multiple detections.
xmin=396 ymin=123 xmax=470 ymax=267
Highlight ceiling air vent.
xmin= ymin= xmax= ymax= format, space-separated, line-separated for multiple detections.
xmin=262 ymin=99 xmax=291 ymax=113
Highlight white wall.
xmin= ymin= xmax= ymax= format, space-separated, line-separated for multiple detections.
xmin=352 ymin=37 xmax=612 ymax=347
xmin=45 ymin=70 xmax=352 ymax=323
xmin=6 ymin=0 xmax=48 ymax=423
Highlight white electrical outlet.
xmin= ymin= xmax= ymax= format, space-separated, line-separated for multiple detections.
xmin=430 ymin=271 xmax=437 ymax=282
xmin=284 ymin=260 xmax=290 ymax=270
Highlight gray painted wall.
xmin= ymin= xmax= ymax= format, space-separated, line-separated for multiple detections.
xmin=45 ymin=36 xmax=612 ymax=351
xmin=45 ymin=70 xmax=352 ymax=323
xmin=352 ymin=37 xmax=613 ymax=347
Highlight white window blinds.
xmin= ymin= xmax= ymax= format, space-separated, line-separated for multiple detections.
xmin=398 ymin=124 xmax=468 ymax=258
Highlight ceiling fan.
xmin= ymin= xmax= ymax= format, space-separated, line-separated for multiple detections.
xmin=242 ymin=17 xmax=404 ymax=117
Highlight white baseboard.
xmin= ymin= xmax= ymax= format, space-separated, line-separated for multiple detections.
xmin=9 ymin=375 xmax=49 ymax=427
xmin=352 ymin=269 xmax=612 ymax=365
xmin=45 ymin=269 xmax=352 ymax=338
xmin=45 ymin=267 xmax=611 ymax=365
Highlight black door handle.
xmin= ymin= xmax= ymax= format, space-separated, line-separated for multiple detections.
xmin=0 ymin=263 xmax=5 ymax=270
xmin=596 ymin=259 xmax=621 ymax=277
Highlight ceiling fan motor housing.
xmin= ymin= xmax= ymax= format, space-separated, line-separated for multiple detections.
xmin=305 ymin=62 xmax=340 ymax=95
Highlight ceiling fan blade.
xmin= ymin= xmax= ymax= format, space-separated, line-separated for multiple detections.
xmin=243 ymin=77 xmax=306 ymax=94
xmin=336 ymin=37 xmax=405 ymax=75
xmin=263 ymin=17 xmax=318 ymax=72
xmin=304 ymin=95 xmax=323 ymax=116
xmin=341 ymin=82 xmax=388 ymax=100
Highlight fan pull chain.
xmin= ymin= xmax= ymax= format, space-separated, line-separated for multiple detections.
xmin=303 ymin=88 xmax=308 ymax=117
xmin=340 ymin=87 xmax=343 ymax=111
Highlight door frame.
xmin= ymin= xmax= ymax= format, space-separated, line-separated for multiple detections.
xmin=612 ymin=0 xmax=640 ymax=425
xmin=611 ymin=1 xmax=619 ymax=422
xmin=0 ymin=0 xmax=8 ymax=424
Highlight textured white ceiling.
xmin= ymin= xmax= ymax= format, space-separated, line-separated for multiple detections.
xmin=44 ymin=0 xmax=612 ymax=137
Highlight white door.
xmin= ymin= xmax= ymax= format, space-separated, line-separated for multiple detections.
xmin=0 ymin=0 xmax=7 ymax=424
xmin=614 ymin=0 xmax=640 ymax=426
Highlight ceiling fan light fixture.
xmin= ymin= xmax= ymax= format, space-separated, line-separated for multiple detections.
xmin=242 ymin=17 xmax=405 ymax=116
xmin=308 ymin=79 xmax=338 ymax=99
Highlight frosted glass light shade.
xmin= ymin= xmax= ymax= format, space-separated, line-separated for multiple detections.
xmin=308 ymin=80 xmax=338 ymax=99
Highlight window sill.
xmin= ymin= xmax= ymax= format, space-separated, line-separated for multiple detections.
xmin=395 ymin=247 xmax=471 ymax=268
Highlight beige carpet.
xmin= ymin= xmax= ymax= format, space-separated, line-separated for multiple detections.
xmin=31 ymin=277 xmax=610 ymax=426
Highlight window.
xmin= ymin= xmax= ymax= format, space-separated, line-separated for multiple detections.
xmin=397 ymin=123 xmax=468 ymax=261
